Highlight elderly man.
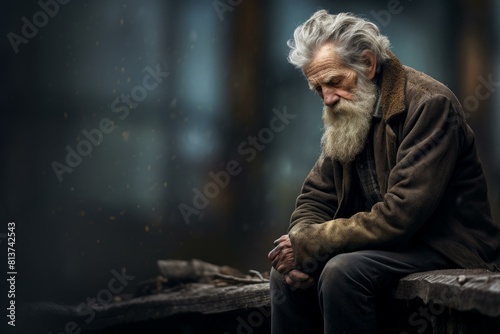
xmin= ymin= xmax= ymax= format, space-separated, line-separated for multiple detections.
xmin=268 ymin=10 xmax=500 ymax=333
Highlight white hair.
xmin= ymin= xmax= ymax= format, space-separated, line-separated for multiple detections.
xmin=288 ymin=10 xmax=391 ymax=75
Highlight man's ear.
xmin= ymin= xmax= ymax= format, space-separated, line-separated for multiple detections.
xmin=361 ymin=50 xmax=377 ymax=80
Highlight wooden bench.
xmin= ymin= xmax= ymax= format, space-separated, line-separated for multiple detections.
xmin=23 ymin=260 xmax=500 ymax=333
xmin=395 ymin=269 xmax=500 ymax=333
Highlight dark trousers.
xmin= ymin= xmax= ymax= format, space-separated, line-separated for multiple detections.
xmin=270 ymin=245 xmax=454 ymax=333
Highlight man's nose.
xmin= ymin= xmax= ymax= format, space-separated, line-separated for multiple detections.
xmin=322 ymin=87 xmax=340 ymax=106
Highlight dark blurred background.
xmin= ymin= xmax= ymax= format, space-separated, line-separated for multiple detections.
xmin=1 ymin=0 xmax=499 ymax=320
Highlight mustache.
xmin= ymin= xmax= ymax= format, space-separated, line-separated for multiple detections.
xmin=322 ymin=96 xmax=369 ymax=127
xmin=325 ymin=98 xmax=356 ymax=114
xmin=324 ymin=81 xmax=377 ymax=117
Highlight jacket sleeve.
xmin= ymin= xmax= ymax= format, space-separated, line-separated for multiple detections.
xmin=290 ymin=154 xmax=339 ymax=227
xmin=289 ymin=95 xmax=464 ymax=271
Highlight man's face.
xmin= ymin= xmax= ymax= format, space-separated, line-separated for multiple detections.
xmin=304 ymin=43 xmax=378 ymax=163
xmin=304 ymin=43 xmax=358 ymax=107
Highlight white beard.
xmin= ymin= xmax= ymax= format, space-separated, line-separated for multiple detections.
xmin=321 ymin=77 xmax=378 ymax=163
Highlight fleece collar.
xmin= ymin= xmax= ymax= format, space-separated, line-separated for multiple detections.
xmin=378 ymin=51 xmax=407 ymax=121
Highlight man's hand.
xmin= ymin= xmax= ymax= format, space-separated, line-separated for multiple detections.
xmin=268 ymin=234 xmax=314 ymax=289
xmin=284 ymin=269 xmax=315 ymax=289
xmin=268 ymin=235 xmax=296 ymax=274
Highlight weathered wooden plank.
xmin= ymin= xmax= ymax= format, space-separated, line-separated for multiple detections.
xmin=24 ymin=283 xmax=270 ymax=330
xmin=395 ymin=269 xmax=500 ymax=317
xmin=83 ymin=282 xmax=270 ymax=330
xmin=24 ymin=273 xmax=270 ymax=331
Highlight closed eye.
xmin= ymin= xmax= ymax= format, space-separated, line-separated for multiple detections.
xmin=325 ymin=78 xmax=342 ymax=87
xmin=309 ymin=76 xmax=343 ymax=95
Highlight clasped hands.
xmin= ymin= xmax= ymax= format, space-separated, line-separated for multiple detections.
xmin=268 ymin=234 xmax=314 ymax=289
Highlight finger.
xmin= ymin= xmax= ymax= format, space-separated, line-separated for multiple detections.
xmin=282 ymin=247 xmax=294 ymax=256
xmin=270 ymin=248 xmax=286 ymax=267
xmin=271 ymin=257 xmax=281 ymax=270
xmin=268 ymin=243 xmax=288 ymax=261
xmin=272 ymin=256 xmax=290 ymax=271
xmin=285 ymin=275 xmax=314 ymax=289
xmin=273 ymin=234 xmax=289 ymax=246
xmin=270 ymin=243 xmax=294 ymax=266
xmin=275 ymin=249 xmax=296 ymax=270
xmin=284 ymin=274 xmax=294 ymax=286
xmin=268 ymin=241 xmax=289 ymax=261
xmin=268 ymin=246 xmax=280 ymax=261
xmin=281 ymin=237 xmax=292 ymax=248
xmin=273 ymin=234 xmax=288 ymax=245
xmin=271 ymin=255 xmax=287 ymax=272
xmin=285 ymin=273 xmax=315 ymax=289
xmin=276 ymin=237 xmax=292 ymax=250
xmin=274 ymin=253 xmax=294 ymax=272
xmin=288 ymin=269 xmax=311 ymax=282
xmin=276 ymin=258 xmax=295 ymax=274
xmin=271 ymin=238 xmax=293 ymax=261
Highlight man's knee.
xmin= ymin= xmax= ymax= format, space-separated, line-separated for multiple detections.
xmin=318 ymin=252 xmax=374 ymax=290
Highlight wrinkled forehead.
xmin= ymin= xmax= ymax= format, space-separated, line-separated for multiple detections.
xmin=303 ymin=43 xmax=348 ymax=81
xmin=304 ymin=58 xmax=346 ymax=83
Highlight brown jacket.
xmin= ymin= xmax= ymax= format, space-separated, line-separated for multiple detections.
xmin=289 ymin=54 xmax=500 ymax=273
